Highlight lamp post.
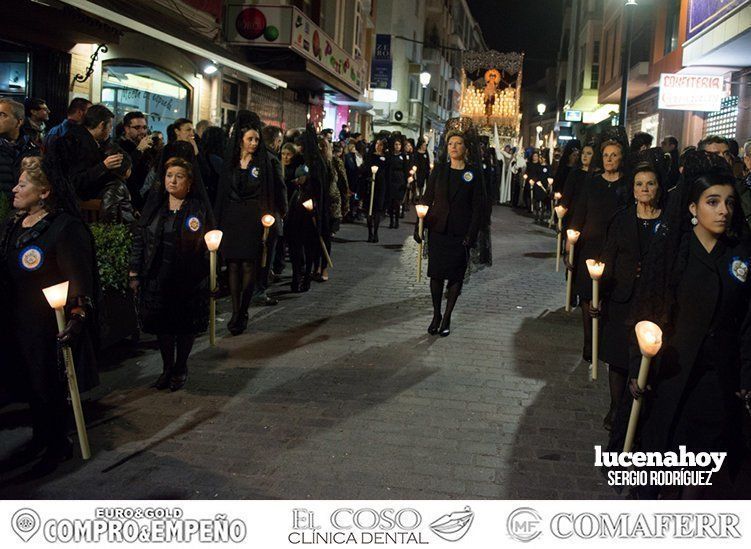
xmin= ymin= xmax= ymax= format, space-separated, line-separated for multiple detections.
xmin=586 ymin=259 xmax=605 ymax=381
xmin=415 ymin=204 xmax=429 ymax=281
xmin=204 ymin=230 xmax=223 ymax=347
xmin=624 ymin=320 xmax=662 ymax=452
xmin=303 ymin=199 xmax=334 ymax=268
xmin=619 ymin=0 xmax=638 ymax=127
xmin=261 ymin=214 xmax=275 ymax=268
xmin=565 ymin=229 xmax=580 ymax=312
xmin=42 ymin=281 xmax=91 ymax=460
xmin=419 ymin=71 xmax=431 ymax=139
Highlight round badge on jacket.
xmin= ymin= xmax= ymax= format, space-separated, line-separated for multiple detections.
xmin=185 ymin=216 xmax=202 ymax=233
xmin=379 ymin=156 xmax=386 ymax=161
xmin=729 ymin=257 xmax=749 ymax=283
xmin=251 ymin=166 xmax=260 ymax=178
xmin=19 ymin=245 xmax=44 ymax=271
xmin=463 ymin=171 xmax=474 ymax=183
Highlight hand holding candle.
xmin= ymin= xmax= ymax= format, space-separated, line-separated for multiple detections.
xmin=554 ymin=205 xmax=567 ymax=272
xmin=624 ymin=321 xmax=663 ymax=452
xmin=204 ymin=230 xmax=223 ymax=346
xmin=565 ymin=229 xmax=580 ymax=312
xmin=42 ymin=281 xmax=90 ymax=460
xmin=415 ymin=204 xmax=429 ymax=281
xmin=586 ymin=259 xmax=605 ymax=381
xmin=369 ymin=165 xmax=378 ymax=216
xmin=261 ymin=214 xmax=275 ymax=268
xmin=303 ymin=199 xmax=333 ymax=268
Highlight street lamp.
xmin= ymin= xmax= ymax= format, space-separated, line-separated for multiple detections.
xmin=619 ymin=0 xmax=638 ymax=126
xmin=419 ymin=71 xmax=431 ymax=140
xmin=536 ymin=103 xmax=546 ymax=116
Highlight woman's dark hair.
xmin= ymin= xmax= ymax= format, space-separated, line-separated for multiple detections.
xmin=201 ymin=126 xmax=226 ymax=158
xmin=388 ymin=134 xmax=404 ymax=153
xmin=416 ymin=136 xmax=427 ymax=149
xmin=167 ymin=118 xmax=193 ymax=143
xmin=687 ymin=169 xmax=737 ymax=205
xmin=631 ymin=161 xmax=665 ymax=209
xmin=232 ymin=125 xmax=261 ymax=166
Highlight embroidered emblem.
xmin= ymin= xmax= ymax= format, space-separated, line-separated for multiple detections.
xmin=185 ymin=216 xmax=202 ymax=233
xmin=303 ymin=165 xmax=309 ymax=174
xmin=463 ymin=171 xmax=474 ymax=183
xmin=19 ymin=246 xmax=44 ymax=271
xmin=251 ymin=166 xmax=260 ymax=178
xmin=729 ymin=257 xmax=749 ymax=283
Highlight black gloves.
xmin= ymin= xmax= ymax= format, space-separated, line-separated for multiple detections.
xmin=413 ymin=226 xmax=423 ymax=244
xmin=57 ymin=313 xmax=85 ymax=346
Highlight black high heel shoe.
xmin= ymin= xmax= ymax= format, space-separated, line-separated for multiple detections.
xmin=169 ymin=369 xmax=188 ymax=392
xmin=438 ymin=316 xmax=451 ymax=337
xmin=151 ymin=369 xmax=171 ymax=390
xmin=427 ymin=314 xmax=442 ymax=335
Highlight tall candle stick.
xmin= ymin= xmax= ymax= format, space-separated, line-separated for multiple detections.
xmin=554 ymin=205 xmax=567 ymax=272
xmin=624 ymin=321 xmax=663 ymax=452
xmin=565 ymin=229 xmax=580 ymax=312
xmin=369 ymin=165 xmax=378 ymax=217
xmin=204 ymin=230 xmax=223 ymax=346
xmin=586 ymin=259 xmax=605 ymax=381
xmin=42 ymin=281 xmax=90 ymax=460
xmin=303 ymin=199 xmax=334 ymax=268
xmin=415 ymin=205 xmax=429 ymax=282
xmin=261 ymin=214 xmax=275 ymax=268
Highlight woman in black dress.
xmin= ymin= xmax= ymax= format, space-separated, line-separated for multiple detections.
xmin=414 ymin=137 xmax=431 ymax=198
xmin=598 ymin=162 xmax=664 ymax=430
xmin=386 ymin=135 xmax=408 ymax=229
xmin=364 ymin=138 xmax=389 ymax=243
xmin=560 ymin=142 xmax=594 ymax=231
xmin=282 ymin=143 xmax=316 ymax=292
xmin=414 ymin=130 xmax=485 ymax=337
xmin=129 ymin=157 xmax=212 ymax=391
xmin=0 ymin=156 xmax=97 ymax=474
xmin=525 ymin=151 xmax=548 ymax=223
xmin=625 ymin=152 xmax=751 ymax=498
xmin=214 ymin=116 xmax=285 ymax=335
xmin=568 ymin=138 xmax=629 ymax=362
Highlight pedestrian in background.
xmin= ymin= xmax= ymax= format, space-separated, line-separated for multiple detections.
xmin=43 ymin=98 xmax=92 ymax=152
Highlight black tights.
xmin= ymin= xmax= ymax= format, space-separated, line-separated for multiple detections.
xmin=608 ymin=367 xmax=628 ymax=416
xmin=430 ymin=278 xmax=463 ymax=321
xmin=227 ymin=259 xmax=255 ymax=318
xmin=580 ymin=300 xmax=592 ymax=360
xmin=157 ymin=334 xmax=195 ymax=374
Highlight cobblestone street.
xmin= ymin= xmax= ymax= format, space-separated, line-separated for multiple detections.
xmin=1 ymin=205 xmax=619 ymax=499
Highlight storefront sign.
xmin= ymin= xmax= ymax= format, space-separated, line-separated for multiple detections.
xmin=371 ymin=34 xmax=392 ymax=89
xmin=563 ymin=110 xmax=582 ymax=122
xmin=686 ymin=0 xmax=750 ymax=41
xmin=658 ymin=73 xmax=726 ymax=112
xmin=225 ymin=4 xmax=365 ymax=95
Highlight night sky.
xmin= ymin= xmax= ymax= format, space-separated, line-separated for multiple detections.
xmin=466 ymin=0 xmax=564 ymax=85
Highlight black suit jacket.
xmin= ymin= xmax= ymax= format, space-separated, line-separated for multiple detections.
xmin=422 ymin=163 xmax=484 ymax=244
xmin=53 ymin=124 xmax=109 ymax=200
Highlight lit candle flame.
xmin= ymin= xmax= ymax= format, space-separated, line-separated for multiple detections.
xmin=204 ymin=230 xmax=223 ymax=252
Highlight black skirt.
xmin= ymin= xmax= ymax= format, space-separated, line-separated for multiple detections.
xmin=139 ymin=277 xmax=208 ymax=335
xmin=427 ymin=230 xmax=468 ymax=281
xmin=221 ymin=198 xmax=262 ymax=260
xmin=600 ymin=299 xmax=633 ymax=373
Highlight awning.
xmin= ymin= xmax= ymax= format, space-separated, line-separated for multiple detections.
xmin=58 ymin=0 xmax=287 ymax=89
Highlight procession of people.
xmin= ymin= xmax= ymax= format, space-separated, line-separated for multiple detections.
xmin=2 ymin=91 xmax=751 ymax=499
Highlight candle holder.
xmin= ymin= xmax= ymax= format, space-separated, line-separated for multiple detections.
xmin=528 ymin=179 xmax=535 ymax=213
xmin=586 ymin=259 xmax=605 ymax=381
xmin=624 ymin=321 xmax=663 ymax=452
xmin=303 ymin=199 xmax=333 ymax=268
xmin=261 ymin=214 xmax=276 ymax=268
xmin=369 ymin=165 xmax=378 ymax=217
xmin=415 ymin=204 xmax=430 ymax=282
xmin=565 ymin=229 xmax=580 ymax=312
xmin=204 ymin=230 xmax=223 ymax=346
xmin=42 ymin=281 xmax=90 ymax=460
xmin=554 ymin=205 xmax=567 ymax=272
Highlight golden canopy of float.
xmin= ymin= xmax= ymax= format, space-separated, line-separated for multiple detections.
xmin=458 ymin=50 xmax=524 ymax=139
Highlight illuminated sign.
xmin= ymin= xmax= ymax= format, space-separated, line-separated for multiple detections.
xmin=658 ymin=73 xmax=726 ymax=111
xmin=564 ymin=110 xmax=583 ymax=122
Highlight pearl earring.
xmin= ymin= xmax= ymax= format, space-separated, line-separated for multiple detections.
xmin=691 ymin=216 xmax=698 ymax=226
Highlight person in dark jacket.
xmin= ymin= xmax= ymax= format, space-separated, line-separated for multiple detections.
xmin=214 ymin=114 xmax=287 ymax=335
xmin=414 ymin=137 xmax=431 ymax=197
xmin=43 ymin=98 xmax=91 ymax=152
xmin=0 ymin=98 xmax=40 ymax=215
xmin=98 ymin=149 xmax=137 ymax=227
xmin=568 ymin=136 xmax=629 ymax=363
xmin=0 ymin=155 xmax=97 ymax=475
xmin=116 ymin=111 xmax=153 ymax=211
xmin=22 ymin=98 xmax=50 ymax=147
xmin=53 ymin=104 xmax=123 ymax=200
xmin=598 ymin=162 xmax=664 ymax=430
xmin=414 ymin=130 xmax=485 ymax=337
xmin=525 ymin=151 xmax=549 ymax=224
xmin=620 ymin=153 xmax=751 ymax=498
xmin=386 ymin=135 xmax=408 ymax=229
xmin=364 ymin=138 xmax=389 ymax=242
xmin=129 ymin=156 xmax=212 ymax=391
xmin=199 ymin=126 xmax=226 ymax=209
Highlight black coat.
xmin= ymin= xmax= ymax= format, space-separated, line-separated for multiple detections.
xmin=414 ymin=150 xmax=431 ymax=189
xmin=0 ymin=134 xmax=39 ymax=201
xmin=53 ymin=124 xmax=110 ymax=200
xmin=363 ymin=154 xmax=388 ymax=213
xmin=386 ymin=153 xmax=408 ymax=202
xmin=116 ymin=136 xmax=150 ymax=211
xmin=560 ymin=168 xmax=590 ymax=230
xmin=638 ymin=233 xmax=751 ymax=472
xmin=422 ymin=163 xmax=484 ymax=245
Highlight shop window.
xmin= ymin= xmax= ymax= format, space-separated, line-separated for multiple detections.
xmin=102 ymin=63 xmax=189 ymax=136
xmin=705 ymin=96 xmax=739 ymax=139
xmin=0 ymin=51 xmax=29 ymax=98
xmin=664 ymin=0 xmax=680 ymax=55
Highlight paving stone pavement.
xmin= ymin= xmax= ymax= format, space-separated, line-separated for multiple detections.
xmin=1 ymin=205 xmax=622 ymax=499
